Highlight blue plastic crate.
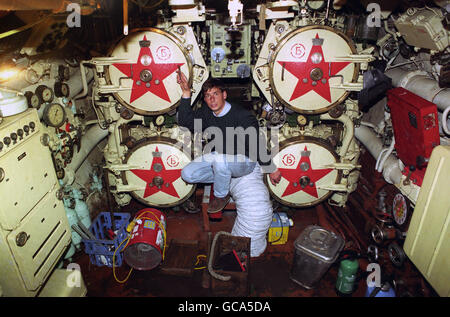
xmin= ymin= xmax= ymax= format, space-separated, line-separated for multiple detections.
xmin=82 ymin=212 xmax=131 ymax=267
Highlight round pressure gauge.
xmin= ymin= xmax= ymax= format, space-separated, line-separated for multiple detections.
xmin=155 ymin=115 xmax=165 ymax=126
xmin=392 ymin=193 xmax=407 ymax=226
xmin=43 ymin=103 xmax=66 ymax=127
xmin=24 ymin=91 xmax=41 ymax=109
xmin=35 ymin=85 xmax=54 ymax=103
xmin=58 ymin=65 xmax=70 ymax=81
xmin=297 ymin=114 xmax=308 ymax=126
xmin=211 ymin=47 xmax=226 ymax=63
xmin=306 ymin=0 xmax=326 ymax=11
xmin=54 ymin=82 xmax=70 ymax=98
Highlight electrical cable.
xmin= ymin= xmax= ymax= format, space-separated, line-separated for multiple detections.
xmin=442 ymin=106 xmax=450 ymax=136
xmin=91 ymin=88 xmax=109 ymax=130
xmin=375 ymin=148 xmax=388 ymax=171
xmin=378 ymin=137 xmax=396 ymax=173
xmin=194 ymin=254 xmax=207 ymax=270
xmin=270 ymin=212 xmax=285 ymax=244
xmin=113 ymin=235 xmax=133 ymax=283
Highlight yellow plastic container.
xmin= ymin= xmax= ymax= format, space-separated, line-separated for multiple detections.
xmin=268 ymin=212 xmax=292 ymax=245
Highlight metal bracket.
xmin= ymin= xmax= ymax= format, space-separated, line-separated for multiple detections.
xmin=106 ymin=164 xmax=141 ymax=175
xmin=329 ymin=82 xmax=364 ymax=91
xmin=96 ymin=85 xmax=132 ymax=94
xmin=114 ymin=184 xmax=146 ymax=192
xmin=322 ymin=162 xmax=362 ymax=170
xmin=332 ymin=54 xmax=375 ymax=64
xmin=316 ymin=183 xmax=348 ymax=192
xmin=88 ymin=57 xmax=134 ymax=66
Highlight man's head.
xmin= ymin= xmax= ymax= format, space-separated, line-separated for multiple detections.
xmin=202 ymin=78 xmax=227 ymax=116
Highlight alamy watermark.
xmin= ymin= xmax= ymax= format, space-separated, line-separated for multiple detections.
xmin=66 ymin=3 xmax=81 ymax=28
xmin=66 ymin=263 xmax=82 ymax=288
xmin=66 ymin=3 xmax=383 ymax=29
xmin=366 ymin=262 xmax=382 ymax=287
xmin=366 ymin=3 xmax=381 ymax=28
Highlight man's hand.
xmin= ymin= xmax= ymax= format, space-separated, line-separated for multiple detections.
xmin=269 ymin=169 xmax=282 ymax=186
xmin=177 ymin=69 xmax=191 ymax=98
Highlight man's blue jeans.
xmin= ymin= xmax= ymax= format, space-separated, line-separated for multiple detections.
xmin=181 ymin=152 xmax=256 ymax=198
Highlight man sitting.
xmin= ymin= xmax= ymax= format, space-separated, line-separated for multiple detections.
xmin=176 ymin=71 xmax=281 ymax=213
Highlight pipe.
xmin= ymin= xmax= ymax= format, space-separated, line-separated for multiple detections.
xmin=376 ymin=137 xmax=395 ymax=173
xmin=109 ymin=115 xmax=144 ymax=160
xmin=62 ymin=124 xmax=109 ymax=185
xmin=5 ymin=60 xmax=93 ymax=107
xmin=73 ymin=61 xmax=91 ymax=100
xmin=320 ymin=112 xmax=354 ymax=157
xmin=443 ymin=106 xmax=450 ymax=136
xmin=354 ymin=125 xmax=403 ymax=185
xmin=69 ymin=65 xmax=94 ymax=100
xmin=0 ymin=0 xmax=68 ymax=11
xmin=385 ymin=68 xmax=450 ymax=112
xmin=123 ymin=0 xmax=128 ymax=36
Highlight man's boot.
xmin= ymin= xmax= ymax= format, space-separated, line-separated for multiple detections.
xmin=207 ymin=194 xmax=231 ymax=213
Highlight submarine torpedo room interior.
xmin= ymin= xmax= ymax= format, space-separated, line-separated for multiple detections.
xmin=0 ymin=0 xmax=449 ymax=298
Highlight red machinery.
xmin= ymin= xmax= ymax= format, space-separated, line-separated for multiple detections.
xmin=387 ymin=87 xmax=440 ymax=171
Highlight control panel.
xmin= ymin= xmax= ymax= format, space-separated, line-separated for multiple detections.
xmin=0 ymin=107 xmax=71 ymax=296
xmin=0 ymin=109 xmax=39 ymax=159
xmin=0 ymin=109 xmax=53 ymax=230
xmin=208 ymin=21 xmax=252 ymax=78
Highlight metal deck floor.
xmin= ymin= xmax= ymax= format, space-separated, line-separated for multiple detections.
xmin=67 ymin=151 xmax=438 ymax=298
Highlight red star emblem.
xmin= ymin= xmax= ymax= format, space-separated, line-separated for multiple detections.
xmin=130 ymin=147 xmax=182 ymax=198
xmin=113 ymin=35 xmax=184 ymax=103
xmin=277 ymin=33 xmax=351 ymax=102
xmin=278 ymin=146 xmax=334 ymax=198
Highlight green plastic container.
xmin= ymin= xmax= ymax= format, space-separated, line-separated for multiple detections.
xmin=336 ymin=258 xmax=359 ymax=295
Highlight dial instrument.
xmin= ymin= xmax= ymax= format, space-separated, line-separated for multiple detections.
xmin=35 ymin=85 xmax=54 ymax=103
xmin=24 ymin=91 xmax=41 ymax=109
xmin=392 ymin=193 xmax=408 ymax=226
xmin=306 ymin=0 xmax=326 ymax=11
xmin=297 ymin=114 xmax=308 ymax=126
xmin=54 ymin=82 xmax=70 ymax=97
xmin=155 ymin=115 xmax=165 ymax=126
xmin=43 ymin=103 xmax=66 ymax=127
xmin=58 ymin=65 xmax=70 ymax=81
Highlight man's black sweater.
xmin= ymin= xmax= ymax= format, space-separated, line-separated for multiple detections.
xmin=177 ymin=97 xmax=276 ymax=173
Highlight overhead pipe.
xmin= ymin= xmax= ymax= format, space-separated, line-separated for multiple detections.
xmin=123 ymin=0 xmax=128 ymax=36
xmin=0 ymin=0 xmax=69 ymax=12
xmin=385 ymin=68 xmax=450 ymax=137
xmin=385 ymin=68 xmax=450 ymax=112
xmin=3 ymin=59 xmax=93 ymax=105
